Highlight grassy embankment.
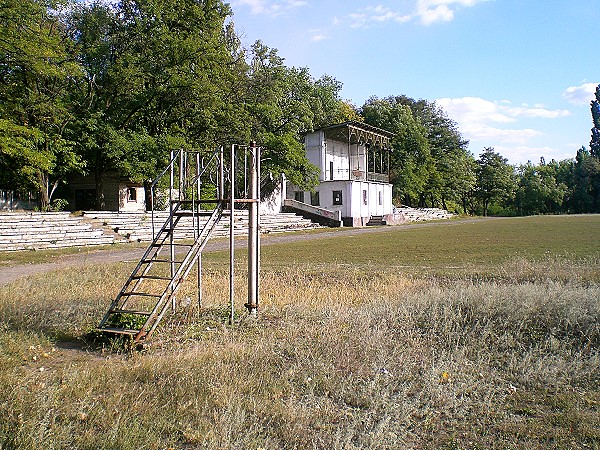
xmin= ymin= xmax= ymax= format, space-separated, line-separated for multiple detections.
xmin=0 ymin=215 xmax=599 ymax=449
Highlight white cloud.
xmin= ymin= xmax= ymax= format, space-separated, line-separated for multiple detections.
xmin=562 ymin=82 xmax=598 ymax=105
xmin=416 ymin=0 xmax=489 ymax=25
xmin=310 ymin=32 xmax=329 ymax=42
xmin=339 ymin=0 xmax=488 ymax=29
xmin=436 ymin=96 xmax=570 ymax=150
xmin=231 ymin=0 xmax=307 ymax=17
xmin=494 ymin=145 xmax=572 ymax=165
xmin=417 ymin=4 xmax=454 ymax=25
xmin=347 ymin=5 xmax=411 ymax=28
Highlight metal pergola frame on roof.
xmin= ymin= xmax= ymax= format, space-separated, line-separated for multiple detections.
xmin=319 ymin=121 xmax=394 ymax=150
xmin=316 ymin=121 xmax=395 ymax=182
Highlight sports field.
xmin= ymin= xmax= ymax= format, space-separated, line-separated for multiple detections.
xmin=1 ymin=215 xmax=599 ymax=449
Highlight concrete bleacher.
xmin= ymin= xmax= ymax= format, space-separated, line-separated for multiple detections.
xmin=0 ymin=207 xmax=452 ymax=251
xmin=394 ymin=206 xmax=454 ymax=222
xmin=0 ymin=212 xmax=115 ymax=251
xmin=82 ymin=210 xmax=321 ymax=242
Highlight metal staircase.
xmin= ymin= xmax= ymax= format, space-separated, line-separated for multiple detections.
xmin=98 ymin=147 xmax=230 ymax=343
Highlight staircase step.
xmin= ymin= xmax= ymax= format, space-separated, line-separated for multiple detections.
xmin=151 ymin=242 xmax=193 ymax=248
xmin=132 ymin=275 xmax=172 ymax=280
xmin=141 ymin=258 xmax=179 ymax=264
xmin=122 ymin=292 xmax=162 ymax=298
xmin=110 ymin=309 xmax=152 ymax=316
xmin=173 ymin=211 xmax=216 ymax=217
xmin=98 ymin=327 xmax=143 ymax=336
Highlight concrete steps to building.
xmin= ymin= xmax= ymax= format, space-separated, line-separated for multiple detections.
xmin=366 ymin=215 xmax=386 ymax=226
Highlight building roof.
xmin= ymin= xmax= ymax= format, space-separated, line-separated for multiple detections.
xmin=315 ymin=121 xmax=394 ymax=149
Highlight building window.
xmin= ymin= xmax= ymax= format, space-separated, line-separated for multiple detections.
xmin=333 ymin=190 xmax=343 ymax=205
xmin=310 ymin=191 xmax=320 ymax=206
xmin=329 ymin=161 xmax=334 ymax=180
xmin=363 ymin=190 xmax=368 ymax=205
xmin=127 ymin=187 xmax=137 ymax=202
xmin=294 ymin=191 xmax=304 ymax=202
xmin=378 ymin=191 xmax=383 ymax=205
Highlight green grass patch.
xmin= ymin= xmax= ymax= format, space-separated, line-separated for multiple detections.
xmin=0 ymin=241 xmax=144 ymax=267
xmin=259 ymin=215 xmax=600 ymax=270
xmin=0 ymin=215 xmax=599 ymax=449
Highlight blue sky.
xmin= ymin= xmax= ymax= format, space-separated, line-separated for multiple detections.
xmin=228 ymin=0 xmax=599 ymax=164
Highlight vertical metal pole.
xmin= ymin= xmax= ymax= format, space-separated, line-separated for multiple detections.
xmin=196 ymin=152 xmax=202 ymax=313
xmin=387 ymin=147 xmax=390 ymax=178
xmin=170 ymin=150 xmax=176 ymax=310
xmin=246 ymin=141 xmax=259 ymax=317
xmin=150 ymin=184 xmax=155 ymax=239
xmin=219 ymin=146 xmax=225 ymax=201
xmin=256 ymin=145 xmax=261 ymax=308
xmin=229 ymin=144 xmax=235 ymax=325
xmin=244 ymin=147 xmax=248 ymax=199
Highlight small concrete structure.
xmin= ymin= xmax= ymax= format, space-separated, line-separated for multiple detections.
xmin=286 ymin=121 xmax=398 ymax=226
xmin=67 ymin=173 xmax=146 ymax=212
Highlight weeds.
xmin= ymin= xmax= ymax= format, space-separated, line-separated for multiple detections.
xmin=0 ymin=216 xmax=599 ymax=449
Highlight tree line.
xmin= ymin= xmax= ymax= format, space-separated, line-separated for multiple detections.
xmin=0 ymin=0 xmax=352 ymax=209
xmin=359 ymin=91 xmax=600 ymax=216
xmin=1 ymin=0 xmax=598 ymax=216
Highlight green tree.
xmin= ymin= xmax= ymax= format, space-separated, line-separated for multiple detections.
xmin=244 ymin=41 xmax=347 ymax=190
xmin=590 ymin=84 xmax=600 ymax=158
xmin=567 ymin=147 xmax=600 ymax=213
xmin=360 ymin=96 xmax=432 ymax=206
xmin=476 ymin=147 xmax=516 ymax=216
xmin=0 ymin=0 xmax=84 ymax=208
xmin=70 ymin=0 xmax=241 ymax=208
xmin=393 ymin=95 xmax=474 ymax=211
xmin=514 ymin=158 xmax=567 ymax=215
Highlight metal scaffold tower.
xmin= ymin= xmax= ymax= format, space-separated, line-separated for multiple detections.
xmin=97 ymin=143 xmax=261 ymax=343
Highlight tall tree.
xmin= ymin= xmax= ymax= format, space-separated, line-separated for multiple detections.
xmin=393 ymin=95 xmax=473 ymax=210
xmin=568 ymin=147 xmax=600 ymax=213
xmin=590 ymin=84 xmax=600 ymax=158
xmin=70 ymin=0 xmax=242 ymax=208
xmin=360 ymin=96 xmax=432 ymax=206
xmin=476 ymin=147 xmax=516 ymax=216
xmin=244 ymin=41 xmax=348 ymax=190
xmin=514 ymin=159 xmax=567 ymax=215
xmin=0 ymin=0 xmax=84 ymax=208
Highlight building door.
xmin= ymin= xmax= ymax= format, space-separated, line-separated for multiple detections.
xmin=75 ymin=189 xmax=96 ymax=211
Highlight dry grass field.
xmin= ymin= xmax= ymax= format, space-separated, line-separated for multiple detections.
xmin=1 ymin=215 xmax=599 ymax=449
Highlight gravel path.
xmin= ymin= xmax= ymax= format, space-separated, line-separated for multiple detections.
xmin=0 ymin=218 xmax=490 ymax=285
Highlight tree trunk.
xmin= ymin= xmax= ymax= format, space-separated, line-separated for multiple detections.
xmin=95 ymin=167 xmax=105 ymax=210
xmin=37 ymin=170 xmax=49 ymax=211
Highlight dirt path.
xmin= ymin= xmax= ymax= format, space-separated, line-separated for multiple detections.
xmin=0 ymin=218 xmax=491 ymax=285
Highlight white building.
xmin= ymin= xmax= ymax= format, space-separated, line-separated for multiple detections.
xmin=286 ymin=121 xmax=396 ymax=227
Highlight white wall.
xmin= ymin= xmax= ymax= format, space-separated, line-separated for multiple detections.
xmin=305 ymin=131 xmax=325 ymax=181
xmin=327 ymin=140 xmax=350 ymax=181
xmin=348 ymin=181 xmax=392 ymax=218
xmin=286 ymin=179 xmax=393 ymax=221
xmin=119 ymin=184 xmax=146 ymax=212
xmin=260 ymin=175 xmax=286 ymax=215
xmin=305 ymin=132 xmax=368 ymax=183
